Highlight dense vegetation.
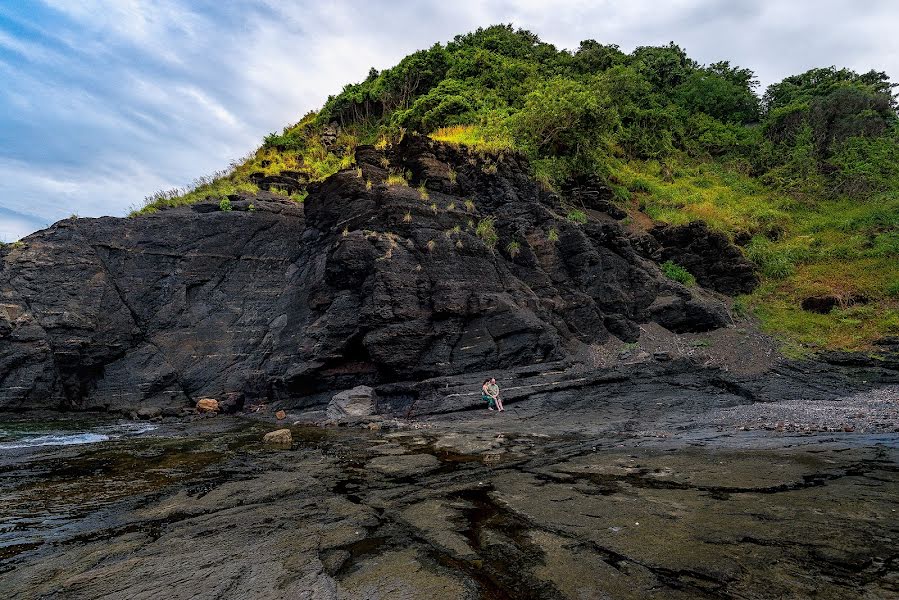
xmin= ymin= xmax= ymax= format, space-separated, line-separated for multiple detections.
xmin=137 ymin=25 xmax=899 ymax=354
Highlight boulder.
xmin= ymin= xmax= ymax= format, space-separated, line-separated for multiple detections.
xmin=218 ymin=391 xmax=244 ymax=414
xmin=196 ymin=398 xmax=219 ymax=414
xmin=801 ymin=295 xmax=839 ymax=314
xmin=263 ymin=429 xmax=292 ymax=445
xmin=136 ymin=406 xmax=162 ymax=419
xmin=327 ymin=386 xmax=377 ymax=421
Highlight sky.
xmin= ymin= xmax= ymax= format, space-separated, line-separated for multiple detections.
xmin=1 ymin=1 xmax=897 ymax=241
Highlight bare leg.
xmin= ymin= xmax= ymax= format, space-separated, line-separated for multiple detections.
xmin=496 ymin=396 xmax=504 ymax=411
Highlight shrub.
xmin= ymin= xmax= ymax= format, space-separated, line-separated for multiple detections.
xmin=430 ymin=124 xmax=514 ymax=154
xmin=427 ymin=239 xmax=436 ymax=252
xmin=219 ymin=198 xmax=232 ymax=212
xmin=629 ymin=178 xmax=654 ymax=193
xmin=475 ymin=216 xmax=498 ymax=248
xmin=403 ymin=211 xmax=412 ymax=223
xmin=248 ymin=204 xmax=256 ymax=212
xmin=512 ymin=76 xmax=618 ymax=183
xmin=506 ymin=241 xmax=521 ymax=258
xmin=464 ymin=199 xmax=475 ymax=212
xmin=886 ymin=280 xmax=899 ymax=298
xmin=548 ymin=228 xmax=559 ymax=242
xmin=745 ymin=236 xmax=797 ymax=278
xmin=291 ymin=190 xmax=308 ymax=203
xmin=386 ymin=173 xmax=408 ymax=186
xmin=418 ymin=184 xmax=430 ymax=200
xmin=447 ymin=201 xmax=456 ymax=211
xmin=567 ymin=209 xmax=587 ymax=224
xmin=660 ymin=260 xmax=696 ymax=285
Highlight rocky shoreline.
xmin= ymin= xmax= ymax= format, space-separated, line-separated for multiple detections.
xmin=1 ymin=374 xmax=897 ymax=599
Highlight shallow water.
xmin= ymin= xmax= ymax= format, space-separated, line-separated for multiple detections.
xmin=0 ymin=419 xmax=158 ymax=450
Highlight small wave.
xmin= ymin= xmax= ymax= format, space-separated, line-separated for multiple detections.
xmin=0 ymin=433 xmax=111 ymax=449
xmin=0 ymin=421 xmax=159 ymax=450
xmin=111 ymin=422 xmax=158 ymax=436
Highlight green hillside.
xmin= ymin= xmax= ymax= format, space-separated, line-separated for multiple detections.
xmin=136 ymin=25 xmax=899 ymax=355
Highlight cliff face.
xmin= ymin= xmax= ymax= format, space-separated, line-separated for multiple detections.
xmin=0 ymin=137 xmax=752 ymax=412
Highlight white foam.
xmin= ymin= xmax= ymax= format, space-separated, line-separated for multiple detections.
xmin=0 ymin=433 xmax=110 ymax=449
xmin=0 ymin=421 xmax=158 ymax=450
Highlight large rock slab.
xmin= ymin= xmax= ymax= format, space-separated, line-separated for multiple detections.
xmin=367 ymin=453 xmax=441 ymax=478
xmin=327 ymin=385 xmax=377 ymax=421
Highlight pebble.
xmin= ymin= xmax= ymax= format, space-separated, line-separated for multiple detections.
xmin=709 ymin=385 xmax=899 ymax=434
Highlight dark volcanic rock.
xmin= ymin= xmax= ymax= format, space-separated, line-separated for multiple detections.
xmin=1 ymin=137 xmax=738 ymax=412
xmin=801 ymin=294 xmax=840 ymax=314
xmin=247 ymin=172 xmax=306 ymax=194
xmin=561 ymin=174 xmax=627 ymax=219
xmin=649 ymin=221 xmax=759 ymax=295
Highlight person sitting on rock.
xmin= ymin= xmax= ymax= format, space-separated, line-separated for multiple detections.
xmin=487 ymin=377 xmax=504 ymax=412
xmin=482 ymin=378 xmax=496 ymax=411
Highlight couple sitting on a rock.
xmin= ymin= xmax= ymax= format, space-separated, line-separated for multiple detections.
xmin=481 ymin=377 xmax=504 ymax=412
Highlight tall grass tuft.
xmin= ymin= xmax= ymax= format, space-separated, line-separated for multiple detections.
xmin=475 ymin=217 xmax=498 ymax=249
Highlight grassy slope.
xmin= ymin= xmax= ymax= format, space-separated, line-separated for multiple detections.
xmin=133 ymin=114 xmax=353 ymax=214
xmin=615 ymin=156 xmax=899 ymax=355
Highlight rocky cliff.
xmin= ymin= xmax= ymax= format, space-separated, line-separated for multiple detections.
xmin=0 ymin=137 xmax=755 ymax=413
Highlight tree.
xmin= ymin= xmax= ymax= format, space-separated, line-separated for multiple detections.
xmin=512 ymin=77 xmax=618 ymax=180
xmin=571 ymin=40 xmax=625 ymax=74
xmin=630 ymin=42 xmax=698 ymax=94
xmin=762 ymin=67 xmax=897 ymax=114
xmin=674 ymin=62 xmax=760 ymax=123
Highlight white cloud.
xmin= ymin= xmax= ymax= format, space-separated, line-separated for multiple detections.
xmin=0 ymin=208 xmax=49 ymax=243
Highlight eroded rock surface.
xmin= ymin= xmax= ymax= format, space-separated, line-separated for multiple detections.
xmin=1 ymin=404 xmax=896 ymax=600
xmin=649 ymin=221 xmax=760 ymax=295
xmin=0 ymin=137 xmax=741 ymax=413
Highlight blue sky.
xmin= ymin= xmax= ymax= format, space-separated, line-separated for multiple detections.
xmin=1 ymin=0 xmax=897 ymax=241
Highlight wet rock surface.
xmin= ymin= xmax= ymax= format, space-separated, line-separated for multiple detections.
xmin=1 ymin=383 xmax=897 ymax=600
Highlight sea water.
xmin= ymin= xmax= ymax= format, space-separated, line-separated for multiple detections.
xmin=0 ymin=420 xmax=157 ymax=450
